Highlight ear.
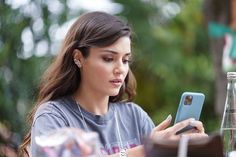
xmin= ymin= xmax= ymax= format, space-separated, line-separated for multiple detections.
xmin=73 ymin=49 xmax=84 ymax=68
xmin=73 ymin=49 xmax=83 ymax=61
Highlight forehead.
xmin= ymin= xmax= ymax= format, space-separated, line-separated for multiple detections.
xmin=91 ymin=36 xmax=131 ymax=55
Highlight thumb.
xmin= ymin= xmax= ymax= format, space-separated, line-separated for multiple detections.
xmin=153 ymin=114 xmax=172 ymax=132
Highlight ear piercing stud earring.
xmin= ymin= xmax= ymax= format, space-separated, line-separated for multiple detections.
xmin=74 ymin=59 xmax=82 ymax=68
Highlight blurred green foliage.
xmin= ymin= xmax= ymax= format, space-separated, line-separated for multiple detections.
xmin=115 ymin=0 xmax=218 ymax=132
xmin=0 ymin=0 xmax=221 ymax=151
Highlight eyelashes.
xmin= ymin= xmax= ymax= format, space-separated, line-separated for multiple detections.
xmin=123 ymin=58 xmax=133 ymax=64
xmin=102 ymin=57 xmax=113 ymax=62
xmin=102 ymin=56 xmax=133 ymax=64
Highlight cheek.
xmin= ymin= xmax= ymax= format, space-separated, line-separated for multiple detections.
xmin=122 ymin=65 xmax=129 ymax=78
xmin=125 ymin=66 xmax=129 ymax=75
xmin=90 ymin=63 xmax=111 ymax=77
xmin=95 ymin=68 xmax=110 ymax=77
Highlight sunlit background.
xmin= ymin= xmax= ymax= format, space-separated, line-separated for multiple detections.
xmin=0 ymin=0 xmax=233 ymax=156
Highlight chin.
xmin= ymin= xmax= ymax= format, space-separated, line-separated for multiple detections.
xmin=109 ymin=90 xmax=120 ymax=96
xmin=110 ymin=93 xmax=120 ymax=97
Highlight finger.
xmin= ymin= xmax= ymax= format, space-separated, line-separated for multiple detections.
xmin=183 ymin=132 xmax=209 ymax=140
xmin=189 ymin=120 xmax=204 ymax=133
xmin=153 ymin=115 xmax=172 ymax=132
xmin=79 ymin=142 xmax=92 ymax=155
xmin=169 ymin=118 xmax=195 ymax=132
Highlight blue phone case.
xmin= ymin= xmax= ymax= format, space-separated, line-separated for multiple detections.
xmin=174 ymin=92 xmax=205 ymax=124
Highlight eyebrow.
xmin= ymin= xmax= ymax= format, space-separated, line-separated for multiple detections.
xmin=101 ymin=49 xmax=131 ymax=56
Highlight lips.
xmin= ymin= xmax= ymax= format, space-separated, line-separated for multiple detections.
xmin=109 ymin=79 xmax=123 ymax=87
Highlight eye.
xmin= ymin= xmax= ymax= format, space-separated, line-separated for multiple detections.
xmin=102 ymin=56 xmax=114 ymax=62
xmin=123 ymin=59 xmax=130 ymax=64
xmin=123 ymin=57 xmax=133 ymax=64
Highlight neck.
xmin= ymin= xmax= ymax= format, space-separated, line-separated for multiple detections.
xmin=73 ymin=88 xmax=109 ymax=115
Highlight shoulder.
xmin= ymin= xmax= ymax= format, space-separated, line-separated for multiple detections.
xmin=34 ymin=96 xmax=75 ymax=120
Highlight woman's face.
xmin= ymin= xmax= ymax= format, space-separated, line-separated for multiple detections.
xmin=79 ymin=36 xmax=131 ymax=97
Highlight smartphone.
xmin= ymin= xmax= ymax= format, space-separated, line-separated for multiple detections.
xmin=174 ymin=92 xmax=205 ymax=134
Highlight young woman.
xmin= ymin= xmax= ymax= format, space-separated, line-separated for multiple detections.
xmin=19 ymin=11 xmax=207 ymax=157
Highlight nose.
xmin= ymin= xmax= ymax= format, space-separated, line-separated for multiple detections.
xmin=113 ymin=61 xmax=126 ymax=75
xmin=114 ymin=68 xmax=122 ymax=75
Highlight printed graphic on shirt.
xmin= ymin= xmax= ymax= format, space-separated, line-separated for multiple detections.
xmin=99 ymin=138 xmax=139 ymax=155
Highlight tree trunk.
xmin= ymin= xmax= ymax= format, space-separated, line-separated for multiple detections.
xmin=203 ymin=0 xmax=230 ymax=117
xmin=210 ymin=38 xmax=227 ymax=116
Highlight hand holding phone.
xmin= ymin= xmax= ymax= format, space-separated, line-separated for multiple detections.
xmin=174 ymin=92 xmax=205 ymax=135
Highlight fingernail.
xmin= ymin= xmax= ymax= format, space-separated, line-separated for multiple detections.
xmin=189 ymin=119 xmax=196 ymax=125
xmin=166 ymin=114 xmax=172 ymax=121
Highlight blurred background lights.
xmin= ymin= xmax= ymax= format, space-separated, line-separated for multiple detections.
xmin=161 ymin=2 xmax=181 ymax=19
xmin=67 ymin=0 xmax=123 ymax=14
xmin=20 ymin=27 xmax=34 ymax=59
xmin=6 ymin=0 xmax=30 ymax=9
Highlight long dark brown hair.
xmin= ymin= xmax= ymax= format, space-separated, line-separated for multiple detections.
xmin=19 ymin=11 xmax=137 ymax=156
